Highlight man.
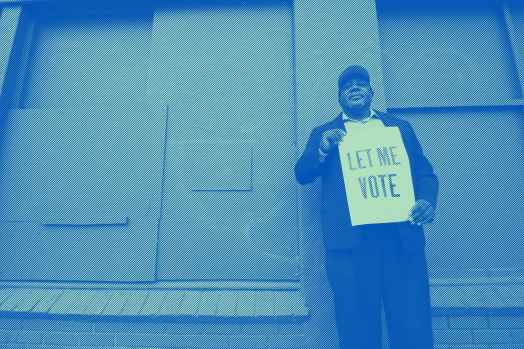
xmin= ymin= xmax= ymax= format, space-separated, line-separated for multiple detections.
xmin=295 ymin=65 xmax=438 ymax=349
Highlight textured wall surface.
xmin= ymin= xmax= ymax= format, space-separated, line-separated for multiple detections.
xmin=0 ymin=0 xmax=522 ymax=348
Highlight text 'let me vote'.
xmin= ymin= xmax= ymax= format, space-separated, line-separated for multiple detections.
xmin=346 ymin=146 xmax=402 ymax=199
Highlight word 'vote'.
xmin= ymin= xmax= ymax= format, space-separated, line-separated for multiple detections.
xmin=358 ymin=174 xmax=400 ymax=199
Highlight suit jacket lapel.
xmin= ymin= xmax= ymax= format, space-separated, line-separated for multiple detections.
xmin=379 ymin=113 xmax=395 ymax=127
xmin=333 ymin=112 xmax=345 ymax=129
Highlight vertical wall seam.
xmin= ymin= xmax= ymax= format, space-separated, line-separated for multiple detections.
xmin=154 ymin=103 xmax=170 ymax=282
xmin=0 ymin=5 xmax=22 ymax=99
xmin=289 ymin=0 xmax=304 ymax=283
xmin=9 ymin=5 xmax=34 ymax=109
xmin=501 ymin=2 xmax=524 ymax=97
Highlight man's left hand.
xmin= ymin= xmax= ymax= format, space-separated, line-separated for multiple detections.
xmin=408 ymin=199 xmax=435 ymax=226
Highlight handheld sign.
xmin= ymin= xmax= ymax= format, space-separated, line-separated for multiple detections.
xmin=338 ymin=122 xmax=415 ymax=226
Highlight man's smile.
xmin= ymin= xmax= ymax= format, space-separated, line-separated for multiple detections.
xmin=349 ymin=94 xmax=364 ymax=101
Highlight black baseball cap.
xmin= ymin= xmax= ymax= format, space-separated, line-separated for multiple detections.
xmin=338 ymin=65 xmax=371 ymax=90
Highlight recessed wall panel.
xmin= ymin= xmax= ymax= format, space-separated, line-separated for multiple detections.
xmin=21 ymin=3 xmax=153 ymax=108
xmin=151 ymin=2 xmax=299 ymax=280
xmin=377 ymin=1 xmax=521 ymax=105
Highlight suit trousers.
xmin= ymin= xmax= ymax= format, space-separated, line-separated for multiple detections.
xmin=325 ymin=225 xmax=434 ymax=349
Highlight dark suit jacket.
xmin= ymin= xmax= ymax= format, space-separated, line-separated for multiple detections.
xmin=295 ymin=110 xmax=439 ymax=251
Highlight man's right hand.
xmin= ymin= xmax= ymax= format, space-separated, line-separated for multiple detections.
xmin=320 ymin=128 xmax=347 ymax=153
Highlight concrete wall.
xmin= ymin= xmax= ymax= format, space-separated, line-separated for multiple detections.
xmin=0 ymin=1 xmax=523 ymax=349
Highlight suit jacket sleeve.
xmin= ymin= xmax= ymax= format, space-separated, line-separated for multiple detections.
xmin=294 ymin=127 xmax=326 ymax=185
xmin=403 ymin=122 xmax=439 ymax=209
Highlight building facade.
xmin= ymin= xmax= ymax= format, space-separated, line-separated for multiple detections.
xmin=0 ymin=0 xmax=523 ymax=348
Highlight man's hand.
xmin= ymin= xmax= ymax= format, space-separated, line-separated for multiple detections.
xmin=320 ymin=129 xmax=347 ymax=153
xmin=408 ymin=199 xmax=435 ymax=226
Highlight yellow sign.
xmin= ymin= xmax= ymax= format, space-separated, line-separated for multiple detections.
xmin=338 ymin=122 xmax=415 ymax=226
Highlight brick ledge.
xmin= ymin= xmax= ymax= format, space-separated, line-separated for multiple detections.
xmin=0 ymin=287 xmax=310 ymax=320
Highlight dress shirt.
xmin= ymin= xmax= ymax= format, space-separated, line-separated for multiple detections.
xmin=319 ymin=109 xmax=382 ymax=159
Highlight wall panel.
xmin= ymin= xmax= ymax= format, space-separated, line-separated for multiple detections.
xmin=377 ymin=0 xmax=522 ymax=106
xmin=0 ymin=104 xmax=166 ymax=281
xmin=148 ymin=2 xmax=300 ymax=281
xmin=20 ymin=3 xmax=153 ymax=108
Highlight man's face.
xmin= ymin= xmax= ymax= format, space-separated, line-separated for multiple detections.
xmin=338 ymin=78 xmax=374 ymax=111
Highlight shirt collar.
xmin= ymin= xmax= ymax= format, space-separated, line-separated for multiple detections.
xmin=342 ymin=109 xmax=377 ymax=123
